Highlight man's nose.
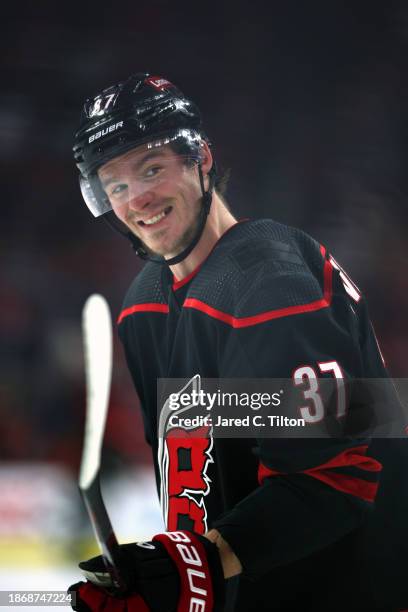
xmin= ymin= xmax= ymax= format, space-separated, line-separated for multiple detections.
xmin=127 ymin=188 xmax=155 ymax=212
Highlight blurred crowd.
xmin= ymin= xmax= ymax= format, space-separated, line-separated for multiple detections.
xmin=1 ymin=1 xmax=407 ymax=473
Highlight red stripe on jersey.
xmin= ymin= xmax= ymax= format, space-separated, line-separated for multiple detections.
xmin=322 ymin=256 xmax=333 ymax=304
xmin=303 ymin=470 xmax=379 ymax=502
xmin=258 ymin=462 xmax=281 ymax=483
xmin=120 ymin=239 xmax=333 ymax=326
xmin=320 ymin=244 xmax=334 ymax=303
xmin=117 ymin=302 xmax=169 ymax=324
xmin=173 ymin=265 xmax=202 ymax=290
xmin=258 ymin=445 xmax=382 ymax=502
xmin=304 ymin=445 xmax=382 ymax=473
xmin=184 ymin=294 xmax=331 ymax=328
xmin=183 ymin=254 xmax=333 ymax=327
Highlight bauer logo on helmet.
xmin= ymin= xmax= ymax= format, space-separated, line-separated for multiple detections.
xmin=88 ymin=121 xmax=124 ymax=144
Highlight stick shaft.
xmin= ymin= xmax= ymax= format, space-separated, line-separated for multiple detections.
xmin=79 ymin=294 xmax=125 ymax=589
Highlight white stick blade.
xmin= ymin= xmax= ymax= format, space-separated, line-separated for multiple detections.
xmin=79 ymin=294 xmax=113 ymax=489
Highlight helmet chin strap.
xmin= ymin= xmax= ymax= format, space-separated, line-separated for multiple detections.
xmin=103 ymin=164 xmax=216 ymax=266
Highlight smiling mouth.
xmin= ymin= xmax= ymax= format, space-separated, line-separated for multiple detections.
xmin=138 ymin=206 xmax=173 ymax=226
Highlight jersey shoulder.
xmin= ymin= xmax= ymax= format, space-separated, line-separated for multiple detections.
xmin=187 ymin=219 xmax=327 ymax=318
xmin=121 ymin=262 xmax=166 ymax=310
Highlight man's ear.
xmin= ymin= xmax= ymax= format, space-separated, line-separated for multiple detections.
xmin=199 ymin=140 xmax=214 ymax=176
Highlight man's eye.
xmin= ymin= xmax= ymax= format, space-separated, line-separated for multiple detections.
xmin=144 ymin=165 xmax=162 ymax=179
xmin=110 ymin=184 xmax=127 ymax=196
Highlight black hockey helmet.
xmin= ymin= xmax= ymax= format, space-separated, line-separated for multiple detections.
xmin=73 ymin=73 xmax=216 ymax=264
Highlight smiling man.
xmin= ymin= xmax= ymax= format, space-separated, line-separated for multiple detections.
xmin=70 ymin=73 xmax=408 ymax=611
xmin=96 ymin=140 xmax=236 ymax=275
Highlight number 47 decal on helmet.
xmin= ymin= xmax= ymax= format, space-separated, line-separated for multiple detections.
xmin=88 ymin=92 xmax=118 ymax=118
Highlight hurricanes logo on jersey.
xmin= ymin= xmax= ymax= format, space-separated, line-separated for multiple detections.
xmin=158 ymin=375 xmax=213 ymax=534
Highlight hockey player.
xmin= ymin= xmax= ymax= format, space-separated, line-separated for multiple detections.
xmin=69 ymin=73 xmax=408 ymax=610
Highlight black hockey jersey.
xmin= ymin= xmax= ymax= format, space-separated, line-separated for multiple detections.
xmin=117 ymin=219 xmax=408 ymax=610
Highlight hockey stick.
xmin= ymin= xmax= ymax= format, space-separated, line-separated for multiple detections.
xmin=79 ymin=294 xmax=125 ymax=590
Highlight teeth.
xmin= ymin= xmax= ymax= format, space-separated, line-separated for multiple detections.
xmin=144 ymin=210 xmax=167 ymax=225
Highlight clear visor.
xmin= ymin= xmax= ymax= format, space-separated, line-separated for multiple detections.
xmin=79 ymin=131 xmax=204 ymax=218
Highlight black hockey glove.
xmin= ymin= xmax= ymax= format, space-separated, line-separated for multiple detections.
xmin=68 ymin=530 xmax=225 ymax=612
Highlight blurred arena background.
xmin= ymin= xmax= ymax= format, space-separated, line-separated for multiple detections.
xmin=1 ymin=0 xmax=407 ymax=604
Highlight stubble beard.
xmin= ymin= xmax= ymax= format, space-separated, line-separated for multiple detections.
xmin=130 ymin=201 xmax=202 ymax=259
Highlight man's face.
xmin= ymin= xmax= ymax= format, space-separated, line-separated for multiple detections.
xmin=98 ymin=144 xmax=203 ymax=258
